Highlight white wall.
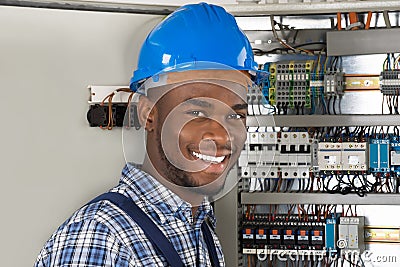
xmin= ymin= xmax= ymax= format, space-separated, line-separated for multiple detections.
xmin=0 ymin=6 xmax=161 ymax=266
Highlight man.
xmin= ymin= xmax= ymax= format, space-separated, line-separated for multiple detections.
xmin=34 ymin=3 xmax=259 ymax=266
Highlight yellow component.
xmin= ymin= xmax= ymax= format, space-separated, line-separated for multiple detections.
xmin=365 ymin=226 xmax=400 ymax=243
xmin=269 ymin=87 xmax=276 ymax=105
xmin=269 ymin=63 xmax=276 ymax=86
xmin=305 ymin=60 xmax=314 ymax=71
xmin=289 ymin=61 xmax=295 ymax=71
xmin=344 ymin=75 xmax=380 ymax=91
xmin=269 ymin=63 xmax=276 ymax=74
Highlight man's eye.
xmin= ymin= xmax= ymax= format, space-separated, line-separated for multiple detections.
xmin=227 ymin=113 xmax=246 ymax=120
xmin=187 ymin=110 xmax=207 ymax=117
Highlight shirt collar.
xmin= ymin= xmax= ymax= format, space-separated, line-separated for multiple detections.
xmin=120 ymin=163 xmax=215 ymax=226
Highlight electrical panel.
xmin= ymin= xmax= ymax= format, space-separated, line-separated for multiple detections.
xmin=237 ymin=31 xmax=400 ymax=265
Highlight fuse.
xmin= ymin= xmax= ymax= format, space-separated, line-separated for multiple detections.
xmin=242 ymin=227 xmax=255 ymax=253
xmin=269 ymin=228 xmax=282 ymax=249
xmin=255 ymin=228 xmax=268 ymax=249
xmin=283 ymin=228 xmax=296 ymax=249
xmin=297 ymin=229 xmax=310 ymax=249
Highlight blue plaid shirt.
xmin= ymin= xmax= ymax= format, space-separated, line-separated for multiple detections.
xmin=34 ymin=163 xmax=225 ymax=267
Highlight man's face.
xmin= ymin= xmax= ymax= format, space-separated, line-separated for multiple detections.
xmin=145 ymin=81 xmax=247 ymax=195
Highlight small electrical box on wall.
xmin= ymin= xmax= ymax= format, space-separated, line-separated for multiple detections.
xmin=86 ymin=85 xmax=140 ymax=129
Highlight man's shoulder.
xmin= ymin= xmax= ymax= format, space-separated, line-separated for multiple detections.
xmin=57 ymin=191 xmax=143 ymax=236
xmin=35 ymin=197 xmax=141 ymax=267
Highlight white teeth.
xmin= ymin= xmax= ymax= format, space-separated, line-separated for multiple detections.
xmin=192 ymin=151 xmax=225 ymax=164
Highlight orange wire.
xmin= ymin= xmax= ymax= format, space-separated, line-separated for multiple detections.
xmin=99 ymin=88 xmax=132 ymax=130
xmin=365 ymin=11 xmax=372 ymax=29
xmin=337 ymin=12 xmax=342 ymax=30
xmin=349 ymin=12 xmax=359 ymax=30
xmin=107 ymin=94 xmax=114 ymax=130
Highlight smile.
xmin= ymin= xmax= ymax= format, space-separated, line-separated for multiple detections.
xmin=191 ymin=151 xmax=226 ymax=164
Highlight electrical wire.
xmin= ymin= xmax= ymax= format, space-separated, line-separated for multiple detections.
xmin=269 ymin=15 xmax=314 ymax=55
xmin=365 ymin=11 xmax=372 ymax=29
xmin=100 ymin=88 xmax=132 ymax=130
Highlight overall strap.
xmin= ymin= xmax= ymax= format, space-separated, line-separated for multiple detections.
xmin=87 ymin=192 xmax=185 ymax=267
xmin=201 ymin=222 xmax=221 ymax=267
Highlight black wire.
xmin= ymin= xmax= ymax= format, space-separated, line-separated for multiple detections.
xmin=285 ymin=179 xmax=293 ymax=192
xmin=252 ymin=41 xmax=327 ymax=55
xmin=257 ymin=97 xmax=262 ymax=115
xmin=293 ymin=41 xmax=327 ymax=48
xmin=257 ymin=178 xmax=264 ymax=192
xmin=388 ymin=95 xmax=393 ymax=114
xmin=323 ymin=174 xmax=340 ymax=194
xmin=382 ymin=94 xmax=385 ymax=114
xmin=253 ymin=47 xmax=295 ymax=55
xmin=297 ymin=178 xmax=302 ymax=193
xmin=271 ymin=178 xmax=279 ymax=192
xmin=264 ymin=177 xmax=270 ymax=192
xmin=250 ymin=101 xmax=255 ymax=116
xmin=283 ymin=103 xmax=288 ymax=115
xmin=303 ymin=177 xmax=311 ymax=193
xmin=327 ymin=96 xmax=332 ymax=115
xmin=333 ymin=96 xmax=337 ymax=115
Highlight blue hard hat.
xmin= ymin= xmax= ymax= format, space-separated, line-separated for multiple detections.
xmin=129 ymin=2 xmax=258 ymax=92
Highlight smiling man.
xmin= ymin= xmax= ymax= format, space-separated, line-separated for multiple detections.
xmin=35 ymin=3 xmax=259 ymax=267
xmin=139 ymin=70 xmax=251 ymax=203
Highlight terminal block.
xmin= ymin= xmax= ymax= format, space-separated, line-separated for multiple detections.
xmin=269 ymin=61 xmax=313 ymax=109
xmin=324 ymin=69 xmax=344 ymax=96
xmin=380 ymin=70 xmax=400 ymax=95
xmin=310 ymin=73 xmax=324 ymax=101
xmin=269 ymin=63 xmax=277 ymax=106
xmin=260 ymin=63 xmax=271 ymax=103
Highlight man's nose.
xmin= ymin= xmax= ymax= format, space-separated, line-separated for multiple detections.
xmin=201 ymin=119 xmax=232 ymax=146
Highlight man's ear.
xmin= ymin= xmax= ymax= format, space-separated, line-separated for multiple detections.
xmin=137 ymin=95 xmax=157 ymax=132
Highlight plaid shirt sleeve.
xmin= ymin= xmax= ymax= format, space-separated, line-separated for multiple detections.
xmin=34 ymin=219 xmax=135 ymax=267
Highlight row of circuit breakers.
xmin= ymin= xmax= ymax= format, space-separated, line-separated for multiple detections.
xmin=242 ymin=215 xmax=364 ymax=257
xmin=239 ymin=132 xmax=400 ymax=179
